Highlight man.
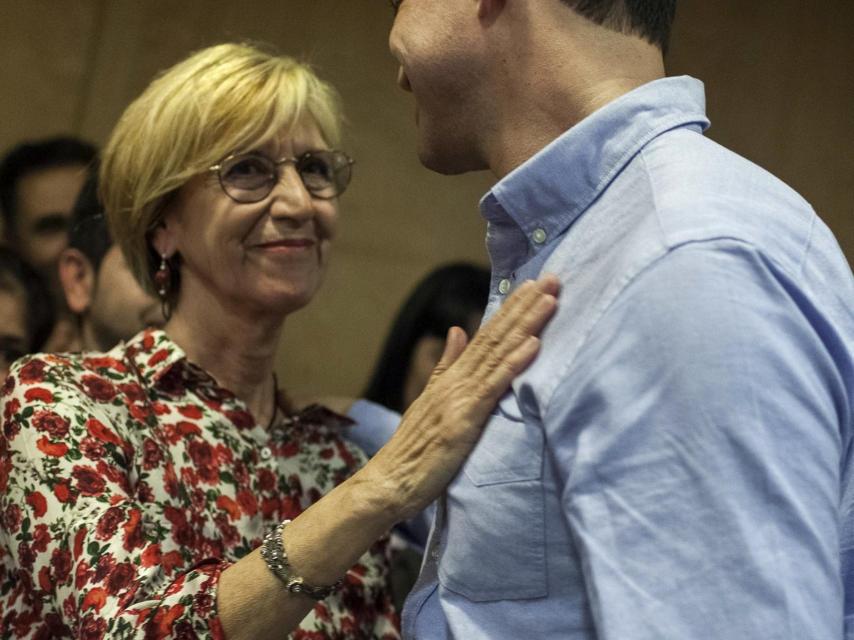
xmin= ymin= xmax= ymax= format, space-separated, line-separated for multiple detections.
xmin=0 ymin=136 xmax=97 ymax=350
xmin=389 ymin=1 xmax=854 ymax=638
xmin=0 ymin=247 xmax=54 ymax=379
xmin=57 ymin=166 xmax=163 ymax=352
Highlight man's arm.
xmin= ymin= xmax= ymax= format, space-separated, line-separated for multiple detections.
xmin=548 ymin=241 xmax=846 ymax=638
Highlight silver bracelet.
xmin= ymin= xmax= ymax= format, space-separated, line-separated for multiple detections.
xmin=260 ymin=519 xmax=343 ymax=601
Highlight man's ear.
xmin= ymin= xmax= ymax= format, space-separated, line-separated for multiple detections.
xmin=57 ymin=248 xmax=96 ymax=314
xmin=477 ymin=0 xmax=506 ymax=22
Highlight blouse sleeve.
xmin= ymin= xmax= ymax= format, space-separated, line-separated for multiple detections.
xmin=1 ymin=357 xmax=228 ymax=639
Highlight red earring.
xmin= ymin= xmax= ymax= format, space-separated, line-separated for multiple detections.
xmin=154 ymin=254 xmax=170 ymax=297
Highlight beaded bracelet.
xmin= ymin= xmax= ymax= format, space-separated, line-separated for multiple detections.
xmin=260 ymin=519 xmax=343 ymax=601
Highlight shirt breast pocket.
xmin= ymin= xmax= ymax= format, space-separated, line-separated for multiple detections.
xmin=438 ymin=412 xmax=546 ymax=602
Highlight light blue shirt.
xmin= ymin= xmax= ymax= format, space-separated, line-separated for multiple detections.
xmin=402 ymin=76 xmax=854 ymax=639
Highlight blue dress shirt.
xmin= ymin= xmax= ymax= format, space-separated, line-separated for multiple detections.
xmin=402 ymin=76 xmax=854 ymax=639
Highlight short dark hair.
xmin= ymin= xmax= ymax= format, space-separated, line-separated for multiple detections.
xmin=67 ymin=161 xmax=112 ymax=271
xmin=363 ymin=263 xmax=491 ymax=413
xmin=561 ymin=0 xmax=677 ymax=53
xmin=0 ymin=246 xmax=55 ymax=352
xmin=0 ymin=136 xmax=97 ymax=236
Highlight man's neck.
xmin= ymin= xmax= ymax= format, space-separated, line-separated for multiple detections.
xmin=482 ymin=6 xmax=666 ymax=178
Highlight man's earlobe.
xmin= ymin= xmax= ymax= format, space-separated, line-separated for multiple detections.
xmin=477 ymin=0 xmax=506 ymax=21
xmin=57 ymin=248 xmax=96 ymax=314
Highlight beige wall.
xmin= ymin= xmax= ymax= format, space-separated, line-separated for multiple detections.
xmin=1 ymin=1 xmax=851 ymax=397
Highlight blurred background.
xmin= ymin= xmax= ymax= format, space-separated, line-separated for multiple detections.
xmin=1 ymin=0 xmax=851 ymax=397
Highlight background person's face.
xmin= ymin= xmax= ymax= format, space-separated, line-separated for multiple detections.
xmin=87 ymin=245 xmax=163 ymax=351
xmin=16 ymin=164 xmax=87 ymax=279
xmin=0 ymin=286 xmax=27 ymax=380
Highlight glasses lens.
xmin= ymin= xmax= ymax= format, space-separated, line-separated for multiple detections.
xmin=298 ymin=151 xmax=352 ymax=199
xmin=220 ymin=155 xmax=276 ymax=202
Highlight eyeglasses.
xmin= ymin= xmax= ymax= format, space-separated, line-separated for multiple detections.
xmin=209 ymin=150 xmax=355 ymax=203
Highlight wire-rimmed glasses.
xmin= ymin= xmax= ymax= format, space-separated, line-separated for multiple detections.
xmin=209 ymin=150 xmax=355 ymax=203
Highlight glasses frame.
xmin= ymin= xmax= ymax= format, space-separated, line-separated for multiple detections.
xmin=209 ymin=150 xmax=355 ymax=204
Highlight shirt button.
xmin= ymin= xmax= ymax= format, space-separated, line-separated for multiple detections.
xmin=532 ymin=228 xmax=547 ymax=244
xmin=498 ymin=278 xmax=512 ymax=295
xmin=260 ymin=446 xmax=272 ymax=460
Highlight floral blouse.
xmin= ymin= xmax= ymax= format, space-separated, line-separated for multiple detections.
xmin=0 ymin=329 xmax=399 ymax=639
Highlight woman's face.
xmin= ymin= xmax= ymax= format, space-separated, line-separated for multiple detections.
xmin=158 ymin=121 xmax=339 ymax=318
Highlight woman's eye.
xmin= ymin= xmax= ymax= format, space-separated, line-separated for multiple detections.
xmin=300 ymin=157 xmax=333 ymax=179
xmin=225 ymin=157 xmax=270 ymax=180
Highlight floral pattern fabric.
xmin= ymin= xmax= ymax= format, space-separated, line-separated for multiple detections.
xmin=0 ymin=329 xmax=399 ymax=639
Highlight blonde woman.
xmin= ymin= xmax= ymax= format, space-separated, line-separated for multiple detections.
xmin=0 ymin=44 xmax=558 ymax=639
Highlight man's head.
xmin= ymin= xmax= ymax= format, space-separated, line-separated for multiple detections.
xmin=57 ymin=167 xmax=163 ymax=352
xmin=0 ymin=136 xmax=97 ymax=278
xmin=389 ymin=0 xmax=676 ymax=175
xmin=0 ymin=247 xmax=54 ymax=379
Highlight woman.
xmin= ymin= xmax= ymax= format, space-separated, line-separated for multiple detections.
xmin=0 ymin=44 xmax=558 ymax=639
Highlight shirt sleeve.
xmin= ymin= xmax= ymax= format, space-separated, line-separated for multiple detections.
xmin=0 ymin=363 xmax=228 ymax=639
xmin=546 ymin=241 xmax=846 ymax=639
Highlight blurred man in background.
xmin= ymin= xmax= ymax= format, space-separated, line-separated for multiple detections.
xmin=57 ymin=165 xmax=163 ymax=352
xmin=0 ymin=136 xmax=96 ymax=350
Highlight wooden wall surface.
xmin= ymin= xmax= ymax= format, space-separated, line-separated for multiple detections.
xmin=1 ymin=0 xmax=851 ymax=396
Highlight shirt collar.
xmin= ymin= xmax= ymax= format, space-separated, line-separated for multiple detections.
xmin=121 ymin=328 xmax=198 ymax=390
xmin=480 ymin=76 xmax=710 ymax=239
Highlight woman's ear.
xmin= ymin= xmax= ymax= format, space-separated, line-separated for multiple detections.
xmin=150 ymin=218 xmax=178 ymax=259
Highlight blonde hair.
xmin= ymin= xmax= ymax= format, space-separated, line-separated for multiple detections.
xmin=100 ymin=42 xmax=343 ymax=296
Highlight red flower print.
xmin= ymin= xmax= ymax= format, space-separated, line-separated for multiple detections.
xmin=81 ymin=375 xmax=118 ymax=402
xmin=3 ymin=396 xmax=20 ymax=419
xmin=86 ymin=418 xmax=122 ymax=446
xmin=3 ymin=503 xmax=22 ymax=532
xmin=94 ymin=554 xmax=116 ymax=582
xmin=95 ymin=506 xmax=124 ymax=540
xmin=83 ymin=356 xmax=127 ymax=373
xmin=215 ymin=495 xmax=241 ymax=522
xmin=81 ymin=587 xmax=107 ymax=612
xmin=257 ymin=468 xmax=277 ymax=492
xmin=1 ymin=373 xmax=15 ymax=395
xmin=123 ymin=508 xmax=144 ymax=551
xmin=78 ymin=614 xmax=106 ymax=640
xmin=161 ymin=550 xmax=184 ymax=575
xmin=117 ymin=382 xmax=146 ymax=402
xmin=149 ymin=603 xmax=185 ymax=639
xmin=177 ymin=405 xmax=203 ymax=419
xmin=142 ymin=438 xmax=163 ymax=469
xmin=36 ymin=436 xmax=69 ymax=458
xmin=38 ymin=566 xmax=52 ymax=592
xmin=106 ymin=561 xmax=135 ymax=595
xmin=18 ymin=359 xmax=46 ymax=384
xmin=225 ymin=409 xmax=253 ymax=429
xmin=72 ymin=466 xmax=106 ymax=496
xmin=17 ymin=540 xmax=36 ymax=570
xmin=23 ymin=387 xmax=53 ymax=403
xmin=261 ymin=496 xmax=279 ymax=519
xmin=32 ymin=410 xmax=69 ymax=439
xmin=32 ymin=524 xmax=51 ymax=553
xmin=236 ymin=489 xmax=258 ymax=517
xmin=280 ymin=495 xmax=302 ymax=520
xmin=74 ymin=526 xmax=87 ymax=558
xmin=50 ymin=547 xmax=72 ymax=582
xmin=80 ymin=436 xmax=106 ymax=460
xmin=75 ymin=560 xmax=93 ymax=590
xmin=140 ymin=544 xmax=161 ymax=568
xmin=142 ymin=332 xmax=154 ymax=350
xmin=26 ymin=491 xmax=47 ymax=518
xmin=147 ymin=348 xmax=169 ymax=366
xmin=281 ymin=441 xmax=299 ymax=458
xmin=188 ymin=440 xmax=219 ymax=484
xmin=53 ymin=480 xmax=74 ymax=503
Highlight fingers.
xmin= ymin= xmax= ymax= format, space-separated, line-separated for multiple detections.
xmin=431 ymin=327 xmax=468 ymax=378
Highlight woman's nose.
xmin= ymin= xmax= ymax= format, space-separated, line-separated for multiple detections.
xmin=267 ymin=165 xmax=314 ymax=222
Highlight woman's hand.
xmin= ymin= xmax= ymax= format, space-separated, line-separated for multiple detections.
xmin=363 ymin=274 xmax=560 ymax=520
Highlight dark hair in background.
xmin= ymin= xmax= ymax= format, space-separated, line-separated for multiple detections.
xmin=561 ymin=0 xmax=677 ymax=53
xmin=363 ymin=263 xmax=491 ymax=413
xmin=0 ymin=136 xmax=98 ymax=237
xmin=0 ymin=246 xmax=55 ymax=351
xmin=68 ymin=160 xmax=112 ymax=271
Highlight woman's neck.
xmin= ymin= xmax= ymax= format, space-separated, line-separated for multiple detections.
xmin=164 ymin=286 xmax=284 ymax=426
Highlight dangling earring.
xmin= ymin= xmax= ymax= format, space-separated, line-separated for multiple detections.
xmin=154 ymin=254 xmax=172 ymax=321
